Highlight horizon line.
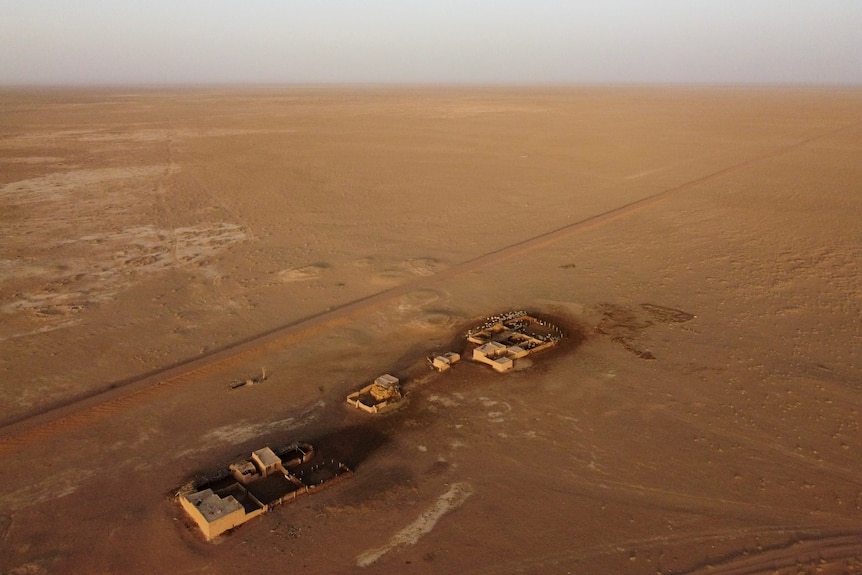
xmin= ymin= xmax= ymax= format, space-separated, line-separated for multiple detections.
xmin=2 ymin=80 xmax=862 ymax=92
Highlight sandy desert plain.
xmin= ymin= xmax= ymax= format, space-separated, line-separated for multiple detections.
xmin=0 ymin=86 xmax=860 ymax=574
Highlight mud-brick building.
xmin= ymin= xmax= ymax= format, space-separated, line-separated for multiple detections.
xmin=179 ymin=486 xmax=265 ymax=541
xmin=251 ymin=447 xmax=283 ymax=476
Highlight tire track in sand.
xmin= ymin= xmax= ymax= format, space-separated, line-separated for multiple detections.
xmin=0 ymin=122 xmax=856 ymax=458
xmin=679 ymin=532 xmax=862 ymax=575
xmin=461 ymin=527 xmax=862 ymax=575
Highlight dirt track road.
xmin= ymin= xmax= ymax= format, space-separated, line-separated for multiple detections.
xmin=1 ymin=120 xmax=856 ymax=457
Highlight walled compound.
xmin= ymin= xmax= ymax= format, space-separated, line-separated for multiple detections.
xmin=466 ymin=311 xmax=563 ymax=372
xmin=346 ymin=373 xmax=404 ymax=413
xmin=178 ymin=442 xmax=350 ymax=540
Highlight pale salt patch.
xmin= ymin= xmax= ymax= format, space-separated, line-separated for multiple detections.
xmin=427 ymin=394 xmax=459 ymax=408
xmin=356 ymin=482 xmax=474 ymax=567
xmin=0 ymin=467 xmax=96 ymax=512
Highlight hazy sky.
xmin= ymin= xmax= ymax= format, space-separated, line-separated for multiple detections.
xmin=1 ymin=1 xmax=860 ymax=86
